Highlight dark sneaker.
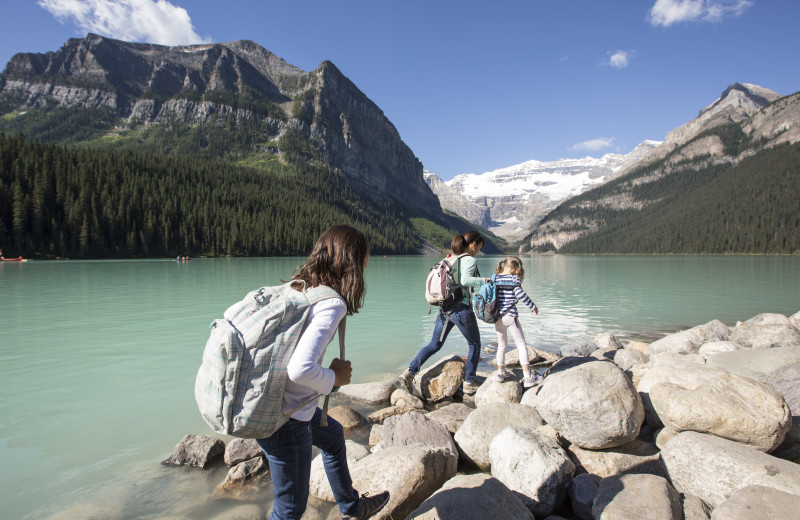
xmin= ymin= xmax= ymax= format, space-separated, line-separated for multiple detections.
xmin=393 ymin=369 xmax=415 ymax=394
xmin=342 ymin=491 xmax=390 ymax=520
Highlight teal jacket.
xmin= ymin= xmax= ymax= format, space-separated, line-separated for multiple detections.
xmin=456 ymin=254 xmax=484 ymax=304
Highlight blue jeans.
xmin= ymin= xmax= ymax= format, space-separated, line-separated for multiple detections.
xmin=257 ymin=407 xmax=360 ymax=520
xmin=409 ymin=302 xmax=481 ymax=383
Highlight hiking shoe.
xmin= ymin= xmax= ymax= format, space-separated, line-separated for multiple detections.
xmin=343 ymin=490 xmax=390 ymax=520
xmin=522 ymin=373 xmax=542 ymax=388
xmin=494 ymin=370 xmax=509 ymax=382
xmin=393 ymin=369 xmax=415 ymax=394
xmin=462 ymin=380 xmax=479 ymax=394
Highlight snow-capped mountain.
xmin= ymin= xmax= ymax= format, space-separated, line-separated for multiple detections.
xmin=425 ymin=140 xmax=660 ymax=241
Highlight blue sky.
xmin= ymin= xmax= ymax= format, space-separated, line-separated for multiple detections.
xmin=1 ymin=1 xmax=798 ymax=180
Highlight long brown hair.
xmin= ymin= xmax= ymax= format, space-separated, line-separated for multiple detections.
xmin=291 ymin=225 xmax=368 ymax=315
xmin=451 ymin=231 xmax=484 ymax=255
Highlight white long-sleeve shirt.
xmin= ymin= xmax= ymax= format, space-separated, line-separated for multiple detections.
xmin=282 ymin=297 xmax=346 ymax=421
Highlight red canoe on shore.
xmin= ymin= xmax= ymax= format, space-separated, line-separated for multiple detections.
xmin=0 ymin=256 xmax=25 ymax=262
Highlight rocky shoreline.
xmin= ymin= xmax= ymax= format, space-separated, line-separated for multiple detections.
xmin=164 ymin=310 xmax=800 ymax=519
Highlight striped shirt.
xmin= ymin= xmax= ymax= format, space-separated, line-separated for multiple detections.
xmin=494 ymin=274 xmax=536 ymax=318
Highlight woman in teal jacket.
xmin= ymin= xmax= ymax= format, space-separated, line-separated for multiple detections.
xmin=397 ymin=231 xmax=487 ymax=394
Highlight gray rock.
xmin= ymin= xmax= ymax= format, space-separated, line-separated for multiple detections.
xmin=367 ymin=405 xmax=414 ymax=424
xmin=224 ymin=438 xmax=262 ymax=467
xmin=650 ymin=372 xmax=791 ymax=452
xmin=697 ymin=341 xmax=742 ymax=359
xmin=368 ymin=424 xmax=383 ymax=449
xmin=349 ymin=444 xmax=458 ymax=520
xmin=383 ymin=411 xmax=457 ymax=457
xmin=567 ymin=438 xmax=664 ymax=478
xmin=589 ymin=347 xmax=618 ymax=361
xmin=790 ymin=310 xmax=800 ymax=330
xmin=536 ymin=360 xmax=644 ymax=449
xmin=729 ymin=313 xmax=800 ymax=349
xmin=162 ymin=434 xmax=225 ymax=468
xmin=706 ymin=346 xmax=800 ymax=383
xmin=474 ymin=373 xmax=523 ymax=407
xmin=710 ymin=484 xmax=800 ymax=520
xmin=647 ymin=320 xmax=729 ymax=355
xmin=594 ymin=332 xmax=623 ymax=351
xmin=415 ymin=355 xmax=466 ymax=402
xmin=766 ymin=363 xmax=800 ymax=461
xmin=336 ymin=380 xmax=395 ymax=405
xmin=636 ymin=360 xmax=729 ymax=430
xmin=425 ymin=403 xmax=473 ymax=435
xmin=489 ymin=426 xmax=575 ymax=517
xmin=560 ymin=341 xmax=598 ymax=357
xmin=568 ymin=473 xmax=601 ymax=520
xmin=661 ymin=431 xmax=800 ymax=507
xmin=681 ymin=494 xmax=711 ymax=520
xmin=326 ymin=406 xmax=368 ymax=435
xmin=406 ymin=473 xmax=535 ymax=520
xmin=213 ymin=456 xmax=271 ymax=501
xmin=453 ymin=403 xmax=545 ymax=471
xmin=612 ymin=348 xmax=649 ymax=371
xmin=592 ymin=473 xmax=682 ymax=520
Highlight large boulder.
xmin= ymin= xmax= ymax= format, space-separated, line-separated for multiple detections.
xmin=592 ymin=473 xmax=682 ymax=520
xmin=636 ymin=360 xmax=729 ymax=429
xmin=327 ymin=406 xmax=369 ymax=435
xmin=594 ymin=332 xmax=623 ymax=351
xmin=560 ymin=341 xmax=598 ymax=357
xmin=415 ymin=355 xmax=466 ymax=402
xmin=309 ymin=440 xmax=370 ymax=502
xmin=489 ymin=426 xmax=575 ymax=517
xmin=710 ymin=484 xmax=800 ymax=520
xmin=728 ymin=313 xmax=800 ymax=349
xmin=697 ymin=341 xmax=742 ymax=360
xmin=453 ymin=403 xmax=545 ymax=471
xmin=406 ymin=473 xmax=535 ymax=520
xmin=336 ymin=380 xmax=395 ymax=405
xmin=425 ymin=403 xmax=472 ymax=435
xmin=647 ymin=320 xmax=729 ymax=355
xmin=474 ymin=374 xmax=523 ymax=407
xmin=536 ymin=360 xmax=644 ymax=449
xmin=569 ymin=473 xmax=601 ymax=520
xmin=661 ymin=431 xmax=800 ymax=507
xmin=567 ymin=438 xmax=664 ymax=478
xmin=382 ymin=411 xmax=457 ymax=457
xmin=650 ymin=372 xmax=791 ymax=452
xmin=706 ymin=346 xmax=800 ymax=383
xmin=161 ymin=434 xmax=225 ymax=468
xmin=612 ymin=348 xmax=649 ymax=371
xmin=766 ymin=363 xmax=800 ymax=461
xmin=223 ymin=438 xmax=262 ymax=467
xmin=348 ymin=444 xmax=458 ymax=520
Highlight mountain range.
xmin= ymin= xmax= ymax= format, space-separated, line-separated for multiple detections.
xmin=0 ymin=34 xmax=509 ymax=258
xmin=1 ymin=34 xmax=797 ymax=257
xmin=424 ymin=140 xmax=661 ymax=241
xmin=425 ymin=82 xmax=799 ymax=253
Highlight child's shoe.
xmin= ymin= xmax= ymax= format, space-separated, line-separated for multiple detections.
xmin=522 ymin=373 xmax=543 ymax=388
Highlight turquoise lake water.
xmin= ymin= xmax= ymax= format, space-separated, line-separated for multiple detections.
xmin=1 ymin=255 xmax=799 ymax=519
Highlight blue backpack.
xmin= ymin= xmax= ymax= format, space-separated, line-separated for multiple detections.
xmin=472 ymin=274 xmax=513 ymax=324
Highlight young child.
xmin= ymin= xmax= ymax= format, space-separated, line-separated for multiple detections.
xmin=493 ymin=256 xmax=541 ymax=388
xmin=257 ymin=225 xmax=389 ymax=520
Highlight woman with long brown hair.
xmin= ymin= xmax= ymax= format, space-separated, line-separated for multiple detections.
xmin=396 ymin=230 xmax=488 ymax=394
xmin=258 ymin=225 xmax=389 ymax=520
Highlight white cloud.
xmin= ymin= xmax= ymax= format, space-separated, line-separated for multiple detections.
xmin=648 ymin=0 xmax=753 ymax=27
xmin=38 ymin=0 xmax=210 ymax=45
xmin=608 ymin=50 xmax=631 ymax=69
xmin=570 ymin=138 xmax=615 ymax=152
